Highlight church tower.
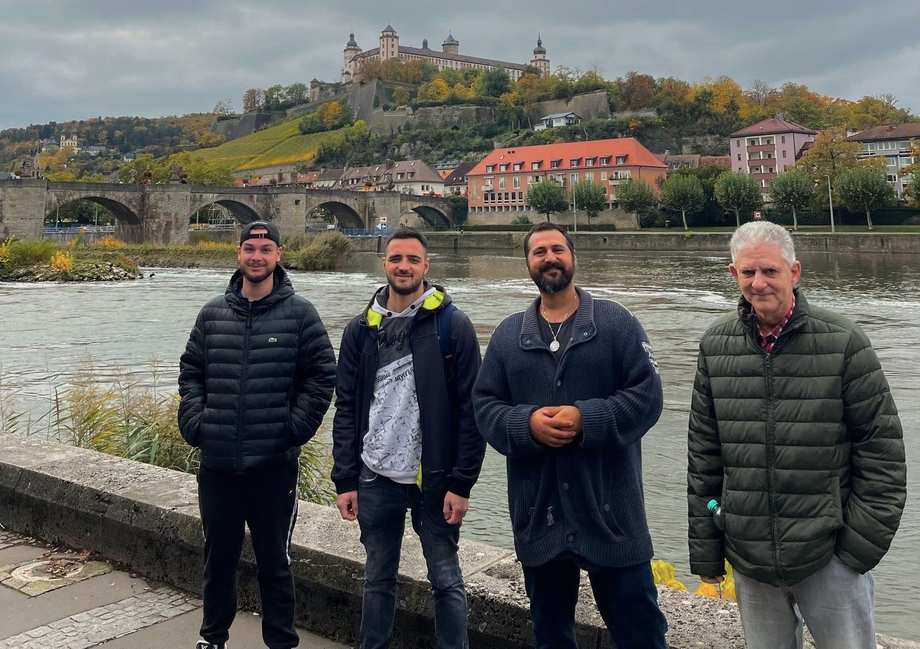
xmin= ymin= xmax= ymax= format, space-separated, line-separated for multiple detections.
xmin=530 ymin=35 xmax=549 ymax=76
xmin=342 ymin=33 xmax=361 ymax=82
xmin=379 ymin=25 xmax=399 ymax=61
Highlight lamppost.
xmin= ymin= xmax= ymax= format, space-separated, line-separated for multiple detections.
xmin=572 ymin=179 xmax=578 ymax=233
xmin=826 ymin=175 xmax=835 ymax=233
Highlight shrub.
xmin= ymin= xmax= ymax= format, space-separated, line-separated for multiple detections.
xmin=195 ymin=240 xmax=237 ymax=251
xmin=93 ymin=235 xmax=128 ymax=249
xmin=50 ymin=250 xmax=74 ymax=272
xmin=290 ymin=231 xmax=351 ymax=271
xmin=511 ymin=214 xmax=532 ymax=225
xmin=5 ymin=239 xmax=57 ymax=267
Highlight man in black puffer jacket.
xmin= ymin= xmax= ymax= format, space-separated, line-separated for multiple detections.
xmin=688 ymin=221 xmax=905 ymax=649
xmin=178 ymin=221 xmax=336 ymax=649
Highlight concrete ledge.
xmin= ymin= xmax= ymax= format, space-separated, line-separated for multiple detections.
xmin=1 ymin=437 xmax=916 ymax=648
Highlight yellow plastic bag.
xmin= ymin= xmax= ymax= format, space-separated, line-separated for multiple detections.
xmin=693 ymin=561 xmax=736 ymax=601
xmin=651 ymin=559 xmax=687 ymax=591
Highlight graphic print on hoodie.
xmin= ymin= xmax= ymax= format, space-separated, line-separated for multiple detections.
xmin=361 ymin=286 xmax=436 ymax=484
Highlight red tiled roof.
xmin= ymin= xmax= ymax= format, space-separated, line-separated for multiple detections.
xmin=731 ymin=117 xmax=817 ymax=138
xmin=444 ymin=160 xmax=478 ymax=185
xmin=467 ymin=138 xmax=667 ymax=176
xmin=847 ymin=123 xmax=920 ymax=142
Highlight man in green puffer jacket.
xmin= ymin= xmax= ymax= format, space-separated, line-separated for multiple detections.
xmin=687 ymin=221 xmax=905 ymax=649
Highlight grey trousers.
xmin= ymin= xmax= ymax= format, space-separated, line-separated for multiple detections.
xmin=734 ymin=555 xmax=875 ymax=649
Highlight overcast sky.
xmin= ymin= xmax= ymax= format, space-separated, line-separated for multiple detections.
xmin=1 ymin=0 xmax=918 ymax=131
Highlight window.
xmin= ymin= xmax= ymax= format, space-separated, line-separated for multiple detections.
xmin=747 ymin=138 xmax=759 ymax=146
xmin=550 ymin=159 xmax=561 ymax=169
xmin=781 ymin=136 xmax=786 ymax=144
xmin=586 ymin=158 xmax=595 ymax=168
xmin=531 ymin=161 xmax=541 ymax=170
xmin=532 ymin=175 xmax=541 ymax=183
xmin=615 ymin=155 xmax=627 ymax=165
xmin=513 ymin=162 xmax=523 ymax=171
xmin=570 ymin=159 xmax=580 ymax=167
xmin=737 ymin=154 xmax=742 ymax=161
xmin=764 ymin=138 xmax=773 ymax=145
xmin=512 ymin=176 xmax=520 ymax=189
xmin=499 ymin=164 xmax=509 ymax=172
xmin=599 ymin=171 xmax=607 ymax=181
xmin=599 ymin=157 xmax=610 ymax=165
xmin=498 ymin=177 xmax=506 ymax=189
xmin=571 ymin=173 xmax=578 ymax=186
xmin=483 ymin=176 xmax=493 ymax=189
xmin=486 ymin=165 xmax=495 ymax=173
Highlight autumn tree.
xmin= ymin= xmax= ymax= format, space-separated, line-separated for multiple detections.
xmin=616 ymin=178 xmax=656 ymax=228
xmin=285 ymin=83 xmax=308 ymax=106
xmin=837 ymin=166 xmax=894 ymax=230
xmin=769 ymin=169 xmax=814 ymax=230
xmin=617 ymin=72 xmax=656 ymax=110
xmin=660 ymin=174 xmax=705 ymax=230
xmin=796 ymin=129 xmax=872 ymax=205
xmin=848 ymin=95 xmax=913 ymax=130
xmin=571 ymin=180 xmax=608 ymax=223
xmin=527 ymin=180 xmax=568 ymax=221
xmin=242 ymin=88 xmax=264 ymax=113
xmin=417 ymin=78 xmax=450 ymax=102
xmin=714 ymin=172 xmax=763 ymax=227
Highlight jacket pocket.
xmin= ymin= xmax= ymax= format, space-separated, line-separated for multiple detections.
xmin=828 ymin=474 xmax=844 ymax=529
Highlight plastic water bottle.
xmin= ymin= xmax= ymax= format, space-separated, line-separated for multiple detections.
xmin=707 ymin=499 xmax=724 ymax=531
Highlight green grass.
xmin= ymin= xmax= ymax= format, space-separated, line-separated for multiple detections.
xmin=192 ymin=116 xmax=350 ymax=171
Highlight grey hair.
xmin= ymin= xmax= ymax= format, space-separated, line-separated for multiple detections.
xmin=730 ymin=221 xmax=796 ymax=265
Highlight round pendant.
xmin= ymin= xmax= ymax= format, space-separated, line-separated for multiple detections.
xmin=549 ymin=340 xmax=560 ymax=352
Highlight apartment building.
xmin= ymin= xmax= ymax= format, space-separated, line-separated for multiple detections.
xmin=466 ymin=138 xmax=667 ymax=216
xmin=730 ymin=117 xmax=817 ymax=199
xmin=847 ymin=123 xmax=919 ymax=199
xmin=337 ymin=159 xmax=444 ymax=195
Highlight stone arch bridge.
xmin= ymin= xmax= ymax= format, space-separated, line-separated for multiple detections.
xmin=0 ymin=180 xmax=457 ymax=243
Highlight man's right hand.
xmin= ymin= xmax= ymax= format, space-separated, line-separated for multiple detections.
xmin=336 ymin=491 xmax=358 ymax=521
xmin=700 ymin=575 xmax=725 ymax=584
xmin=530 ymin=407 xmax=578 ymax=448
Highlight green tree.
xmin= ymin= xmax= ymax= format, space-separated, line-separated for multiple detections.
xmin=908 ymin=172 xmax=920 ymax=208
xmin=527 ymin=180 xmax=568 ymax=221
xmin=797 ymin=129 xmax=869 ymax=206
xmin=714 ymin=171 xmax=763 ymax=227
xmin=837 ymin=166 xmax=894 ymax=230
xmin=616 ymin=178 xmax=656 ymax=228
xmin=285 ymin=83 xmax=308 ymax=106
xmin=769 ymin=169 xmax=814 ymax=230
xmin=392 ymin=88 xmax=411 ymax=108
xmin=477 ymin=68 xmax=511 ymax=98
xmin=571 ymin=180 xmax=608 ymax=223
xmin=263 ymin=84 xmax=285 ymax=111
xmin=660 ymin=174 xmax=705 ymax=230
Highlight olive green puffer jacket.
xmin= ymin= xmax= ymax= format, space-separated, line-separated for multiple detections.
xmin=687 ymin=290 xmax=905 ymax=586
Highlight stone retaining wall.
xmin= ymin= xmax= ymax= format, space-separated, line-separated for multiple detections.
xmin=1 ymin=438 xmax=916 ymax=648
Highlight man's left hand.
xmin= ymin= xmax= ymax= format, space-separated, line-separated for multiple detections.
xmin=443 ymin=491 xmax=469 ymax=525
xmin=548 ymin=405 xmax=582 ymax=433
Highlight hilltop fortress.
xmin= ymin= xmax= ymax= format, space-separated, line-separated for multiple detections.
xmin=342 ymin=25 xmax=549 ymax=83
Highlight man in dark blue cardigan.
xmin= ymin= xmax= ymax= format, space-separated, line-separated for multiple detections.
xmin=473 ymin=222 xmax=668 ymax=649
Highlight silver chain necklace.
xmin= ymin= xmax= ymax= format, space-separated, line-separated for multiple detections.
xmin=542 ymin=307 xmax=575 ymax=353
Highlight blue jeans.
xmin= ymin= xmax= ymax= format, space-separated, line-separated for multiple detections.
xmin=734 ymin=554 xmax=876 ymax=649
xmin=523 ymin=554 xmax=668 ymax=649
xmin=356 ymin=465 xmax=468 ymax=649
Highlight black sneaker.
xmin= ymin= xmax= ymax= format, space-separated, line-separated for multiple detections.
xmin=195 ymin=641 xmax=224 ymax=649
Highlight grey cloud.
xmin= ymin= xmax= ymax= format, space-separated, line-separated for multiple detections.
xmin=1 ymin=1 xmax=917 ymax=130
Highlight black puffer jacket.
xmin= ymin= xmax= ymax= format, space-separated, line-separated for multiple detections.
xmin=688 ymin=290 xmax=905 ymax=586
xmin=178 ymin=266 xmax=336 ymax=473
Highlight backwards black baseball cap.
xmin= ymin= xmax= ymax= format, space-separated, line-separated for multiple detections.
xmin=239 ymin=220 xmax=282 ymax=246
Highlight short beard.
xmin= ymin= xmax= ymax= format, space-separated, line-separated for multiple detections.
xmin=241 ymin=264 xmax=274 ymax=285
xmin=530 ymin=262 xmax=574 ymax=294
xmin=387 ymin=274 xmax=424 ymax=296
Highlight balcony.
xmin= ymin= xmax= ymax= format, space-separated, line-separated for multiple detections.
xmin=747 ymin=144 xmax=775 ymax=155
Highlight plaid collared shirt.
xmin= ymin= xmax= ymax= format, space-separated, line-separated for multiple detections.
xmin=756 ymin=296 xmax=796 ymax=353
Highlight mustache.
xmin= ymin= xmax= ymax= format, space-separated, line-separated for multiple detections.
xmin=539 ymin=261 xmax=566 ymax=273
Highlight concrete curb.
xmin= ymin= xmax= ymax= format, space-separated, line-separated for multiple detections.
xmin=1 ymin=437 xmax=916 ymax=648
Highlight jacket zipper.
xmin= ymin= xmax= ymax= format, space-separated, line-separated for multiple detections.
xmin=238 ymin=301 xmax=253 ymax=472
xmin=763 ymin=352 xmax=783 ymax=583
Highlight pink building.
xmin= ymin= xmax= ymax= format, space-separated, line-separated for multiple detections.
xmin=730 ymin=117 xmax=817 ymax=198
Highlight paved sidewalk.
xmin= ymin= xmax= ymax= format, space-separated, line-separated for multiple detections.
xmin=0 ymin=530 xmax=349 ymax=649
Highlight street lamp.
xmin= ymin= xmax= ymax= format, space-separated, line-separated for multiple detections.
xmin=826 ymin=175 xmax=835 ymax=234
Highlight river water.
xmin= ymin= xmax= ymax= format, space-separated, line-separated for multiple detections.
xmin=1 ymin=249 xmax=918 ymax=639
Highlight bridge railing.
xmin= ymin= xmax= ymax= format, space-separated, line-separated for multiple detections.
xmin=42 ymin=225 xmax=117 ymax=235
xmin=341 ymin=228 xmax=391 ymax=237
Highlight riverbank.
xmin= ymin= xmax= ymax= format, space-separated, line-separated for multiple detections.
xmin=0 ymin=232 xmax=351 ymax=280
xmin=348 ymin=230 xmax=920 ymax=255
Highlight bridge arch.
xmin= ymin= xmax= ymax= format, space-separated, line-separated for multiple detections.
xmin=46 ymin=196 xmax=141 ymax=226
xmin=314 ymin=201 xmax=364 ymax=230
xmin=189 ymin=199 xmax=262 ymax=225
xmin=410 ymin=205 xmax=451 ymax=229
